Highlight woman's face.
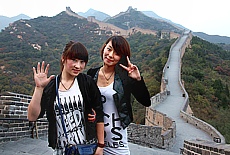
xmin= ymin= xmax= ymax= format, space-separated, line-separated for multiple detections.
xmin=103 ymin=41 xmax=121 ymax=67
xmin=62 ymin=58 xmax=86 ymax=76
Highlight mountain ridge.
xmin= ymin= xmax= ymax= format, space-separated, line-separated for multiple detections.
xmin=193 ymin=32 xmax=230 ymax=44
xmin=1 ymin=6 xmax=230 ymax=44
xmin=0 ymin=14 xmax=31 ymax=30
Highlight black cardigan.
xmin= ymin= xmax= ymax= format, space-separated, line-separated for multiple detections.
xmin=38 ymin=73 xmax=104 ymax=149
xmin=87 ymin=67 xmax=151 ymax=129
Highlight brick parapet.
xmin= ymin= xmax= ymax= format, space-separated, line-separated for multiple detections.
xmin=183 ymin=139 xmax=230 ymax=155
xmin=0 ymin=92 xmax=48 ymax=143
xmin=127 ymin=123 xmax=163 ymax=148
xmin=143 ymin=106 xmax=176 ymax=150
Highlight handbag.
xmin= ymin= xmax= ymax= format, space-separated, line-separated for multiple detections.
xmin=55 ymin=76 xmax=97 ymax=155
xmin=77 ymin=143 xmax=97 ymax=155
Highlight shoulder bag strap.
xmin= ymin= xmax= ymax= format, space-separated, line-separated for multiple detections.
xmin=55 ymin=75 xmax=68 ymax=141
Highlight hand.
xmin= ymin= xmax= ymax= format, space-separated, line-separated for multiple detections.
xmin=88 ymin=109 xmax=96 ymax=122
xmin=119 ymin=56 xmax=141 ymax=81
xmin=32 ymin=61 xmax=55 ymax=88
xmin=94 ymin=147 xmax=103 ymax=155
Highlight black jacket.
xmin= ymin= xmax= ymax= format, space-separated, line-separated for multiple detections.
xmin=38 ymin=73 xmax=104 ymax=149
xmin=87 ymin=67 xmax=151 ymax=129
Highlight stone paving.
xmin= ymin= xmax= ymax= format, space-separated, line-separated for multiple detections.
xmin=154 ymin=33 xmax=213 ymax=154
xmin=0 ymin=136 xmax=179 ymax=155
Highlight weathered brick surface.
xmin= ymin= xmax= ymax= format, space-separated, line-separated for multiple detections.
xmin=0 ymin=92 xmax=48 ymax=143
xmin=139 ymin=104 xmax=176 ymax=150
xmin=183 ymin=140 xmax=230 ymax=155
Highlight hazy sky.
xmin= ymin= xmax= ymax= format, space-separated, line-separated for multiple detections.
xmin=1 ymin=0 xmax=229 ymax=37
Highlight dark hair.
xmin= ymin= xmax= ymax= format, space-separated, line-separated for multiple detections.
xmin=100 ymin=36 xmax=131 ymax=59
xmin=60 ymin=41 xmax=88 ymax=71
xmin=100 ymin=36 xmax=131 ymax=85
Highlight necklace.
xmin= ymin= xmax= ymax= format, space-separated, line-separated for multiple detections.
xmin=60 ymin=78 xmax=75 ymax=90
xmin=101 ymin=68 xmax=114 ymax=84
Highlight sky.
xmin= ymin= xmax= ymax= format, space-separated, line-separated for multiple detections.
xmin=0 ymin=0 xmax=230 ymax=37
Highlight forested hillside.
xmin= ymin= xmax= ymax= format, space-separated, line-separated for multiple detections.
xmin=0 ymin=11 xmax=107 ymax=94
xmin=182 ymin=36 xmax=230 ymax=143
xmin=0 ymin=11 xmax=174 ymax=125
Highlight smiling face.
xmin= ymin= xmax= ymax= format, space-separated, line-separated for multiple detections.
xmin=62 ymin=58 xmax=86 ymax=76
xmin=61 ymin=41 xmax=88 ymax=76
xmin=100 ymin=36 xmax=131 ymax=68
xmin=102 ymin=41 xmax=121 ymax=67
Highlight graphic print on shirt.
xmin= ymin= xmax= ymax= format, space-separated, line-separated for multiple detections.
xmin=55 ymin=82 xmax=86 ymax=148
xmin=99 ymin=83 xmax=129 ymax=154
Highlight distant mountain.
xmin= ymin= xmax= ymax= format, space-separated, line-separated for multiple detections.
xmin=1 ymin=7 xmax=230 ymax=45
xmin=0 ymin=14 xmax=31 ymax=31
xmin=104 ymin=6 xmax=182 ymax=33
xmin=193 ymin=32 xmax=230 ymax=44
xmin=77 ymin=6 xmax=183 ymax=31
xmin=141 ymin=11 xmax=163 ymax=19
xmin=78 ymin=8 xmax=110 ymax=21
xmin=76 ymin=8 xmax=230 ymax=45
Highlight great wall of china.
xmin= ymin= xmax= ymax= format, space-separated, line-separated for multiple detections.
xmin=0 ymin=8 xmax=230 ymax=155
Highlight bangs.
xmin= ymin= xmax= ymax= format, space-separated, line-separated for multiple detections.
xmin=111 ymin=36 xmax=130 ymax=57
xmin=66 ymin=42 xmax=88 ymax=63
xmin=111 ymin=38 xmax=122 ymax=56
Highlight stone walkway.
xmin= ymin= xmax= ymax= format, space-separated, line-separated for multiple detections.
xmin=154 ymin=32 xmax=213 ymax=154
xmin=0 ymin=136 xmax=179 ymax=155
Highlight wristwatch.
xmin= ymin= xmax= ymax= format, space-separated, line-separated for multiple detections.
xmin=98 ymin=143 xmax=105 ymax=148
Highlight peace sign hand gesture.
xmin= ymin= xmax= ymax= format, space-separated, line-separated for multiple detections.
xmin=119 ymin=56 xmax=141 ymax=81
xmin=32 ymin=61 xmax=55 ymax=89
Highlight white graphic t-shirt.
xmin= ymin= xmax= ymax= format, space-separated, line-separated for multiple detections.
xmin=54 ymin=78 xmax=86 ymax=149
xmin=99 ymin=82 xmax=130 ymax=155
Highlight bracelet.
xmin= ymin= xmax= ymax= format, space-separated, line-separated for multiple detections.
xmin=97 ymin=143 xmax=105 ymax=148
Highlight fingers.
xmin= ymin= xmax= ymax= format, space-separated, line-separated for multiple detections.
xmin=41 ymin=61 xmax=45 ymax=73
xmin=44 ymin=63 xmax=50 ymax=75
xmin=119 ymin=63 xmax=129 ymax=71
xmin=48 ymin=75 xmax=55 ymax=80
xmin=119 ymin=57 xmax=141 ymax=80
xmin=92 ymin=109 xmax=96 ymax=115
xmin=126 ymin=56 xmax=131 ymax=65
xmin=120 ymin=63 xmax=135 ymax=73
xmin=37 ymin=62 xmax=41 ymax=73
xmin=88 ymin=109 xmax=96 ymax=122
xmin=32 ymin=67 xmax=37 ymax=78
xmin=88 ymin=114 xmax=96 ymax=122
xmin=34 ymin=61 xmax=49 ymax=74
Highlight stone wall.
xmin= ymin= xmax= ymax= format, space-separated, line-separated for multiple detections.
xmin=131 ymin=33 xmax=181 ymax=150
xmin=178 ymin=32 xmax=226 ymax=144
xmin=183 ymin=139 xmax=230 ymax=155
xmin=0 ymin=92 xmax=48 ymax=143
xmin=127 ymin=123 xmax=163 ymax=148
xmin=131 ymin=103 xmax=176 ymax=150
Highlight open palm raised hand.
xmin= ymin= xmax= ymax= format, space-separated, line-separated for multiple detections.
xmin=32 ymin=61 xmax=55 ymax=88
xmin=119 ymin=56 xmax=141 ymax=81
